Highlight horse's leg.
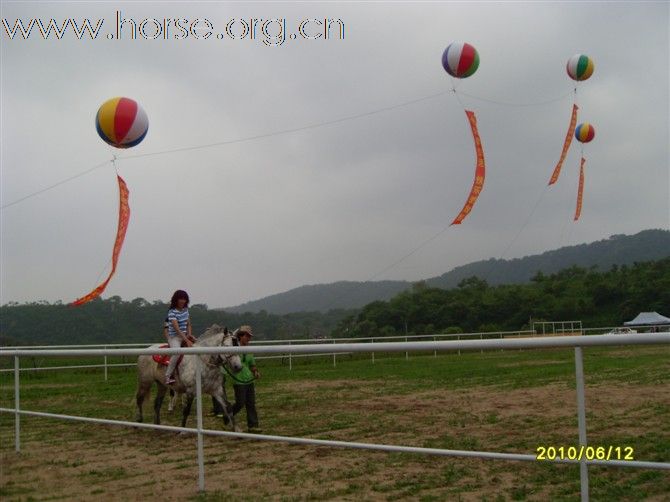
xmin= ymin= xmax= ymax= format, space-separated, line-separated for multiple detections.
xmin=181 ymin=395 xmax=194 ymax=428
xmin=135 ymin=364 xmax=153 ymax=423
xmin=212 ymin=393 xmax=236 ymax=429
xmin=222 ymin=384 xmax=238 ymax=430
xmin=168 ymin=389 xmax=176 ymax=412
xmin=135 ymin=383 xmax=150 ymax=423
xmin=154 ymin=383 xmax=168 ymax=425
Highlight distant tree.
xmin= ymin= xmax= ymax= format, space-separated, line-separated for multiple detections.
xmin=131 ymin=297 xmax=150 ymax=308
xmin=2 ymin=256 xmax=668 ymax=346
xmin=337 ymin=257 xmax=669 ymax=338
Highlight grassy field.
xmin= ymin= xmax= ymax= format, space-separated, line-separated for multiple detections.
xmin=1 ymin=346 xmax=669 ymax=501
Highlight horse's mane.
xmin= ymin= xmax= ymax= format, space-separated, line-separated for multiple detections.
xmin=195 ymin=324 xmax=227 ymax=347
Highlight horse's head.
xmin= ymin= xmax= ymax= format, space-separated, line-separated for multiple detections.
xmin=197 ymin=324 xmax=243 ymax=373
xmin=220 ymin=329 xmax=243 ymax=373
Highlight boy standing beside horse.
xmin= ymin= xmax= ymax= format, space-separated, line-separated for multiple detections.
xmin=214 ymin=325 xmax=262 ymax=433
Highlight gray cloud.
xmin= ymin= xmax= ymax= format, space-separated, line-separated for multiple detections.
xmin=1 ymin=2 xmax=668 ymax=307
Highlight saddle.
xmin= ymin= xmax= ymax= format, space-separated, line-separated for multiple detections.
xmin=153 ymin=344 xmax=184 ymax=367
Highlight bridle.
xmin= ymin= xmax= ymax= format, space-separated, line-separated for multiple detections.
xmin=201 ymin=331 xmax=254 ymax=384
xmin=206 ymin=332 xmax=239 ymax=369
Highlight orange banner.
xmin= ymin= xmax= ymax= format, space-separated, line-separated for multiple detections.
xmin=71 ymin=175 xmax=130 ymax=306
xmin=573 ymin=157 xmax=585 ymax=221
xmin=451 ymin=110 xmax=485 ymax=225
xmin=548 ymin=103 xmax=578 ymax=186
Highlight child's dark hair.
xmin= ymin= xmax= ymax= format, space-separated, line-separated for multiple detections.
xmin=170 ymin=290 xmax=190 ymax=309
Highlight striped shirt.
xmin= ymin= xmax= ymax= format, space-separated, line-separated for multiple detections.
xmin=167 ymin=308 xmax=189 ymax=337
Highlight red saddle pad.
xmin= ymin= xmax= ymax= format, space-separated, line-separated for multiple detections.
xmin=152 ymin=344 xmax=171 ymax=366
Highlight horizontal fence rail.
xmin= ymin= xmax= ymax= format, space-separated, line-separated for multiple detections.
xmin=2 ymin=326 xmax=666 ymax=352
xmin=0 ymin=330 xmax=533 ymax=374
xmin=1 ymin=333 xmax=669 ymax=501
xmin=0 ymin=363 xmax=136 ymax=373
xmin=1 ymin=408 xmax=667 ymax=472
xmin=0 ymin=329 xmax=535 ymax=350
xmin=2 ymin=333 xmax=668 ymax=358
xmin=0 ymin=330 xmax=539 ymax=375
xmin=1 ymin=333 xmax=667 ymax=377
xmin=6 ymin=327 xmax=663 ymax=375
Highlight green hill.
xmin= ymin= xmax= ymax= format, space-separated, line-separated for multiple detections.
xmin=0 ymin=298 xmax=353 ymax=346
xmin=2 ymin=230 xmax=668 ymax=346
xmin=334 ymin=257 xmax=670 ymax=338
xmin=222 ymin=280 xmax=409 ymax=315
xmin=225 ymin=229 xmax=670 ymax=314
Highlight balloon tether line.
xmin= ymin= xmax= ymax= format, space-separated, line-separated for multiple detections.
xmin=3 ymin=86 xmax=571 ymax=210
xmin=482 ymin=184 xmax=550 ymax=283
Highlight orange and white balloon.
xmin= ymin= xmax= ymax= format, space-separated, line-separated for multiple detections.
xmin=95 ymin=97 xmax=148 ymax=148
xmin=575 ymin=122 xmax=595 ymax=143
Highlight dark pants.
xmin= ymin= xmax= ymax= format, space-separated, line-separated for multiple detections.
xmin=231 ymin=383 xmax=259 ymax=428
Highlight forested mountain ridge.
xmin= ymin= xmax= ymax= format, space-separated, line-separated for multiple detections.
xmin=2 ymin=230 xmax=668 ymax=346
xmin=0 ymin=299 xmax=353 ymax=346
xmin=222 ymin=280 xmax=409 ymax=316
xmin=427 ymin=228 xmax=670 ymax=289
xmin=225 ymin=229 xmax=670 ymax=314
xmin=2 ymin=256 xmax=668 ymax=345
xmin=333 ymin=257 xmax=670 ymax=338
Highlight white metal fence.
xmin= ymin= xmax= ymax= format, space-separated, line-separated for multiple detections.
xmin=4 ymin=326 xmax=667 ymax=376
xmin=0 ymin=329 xmax=537 ymax=376
xmin=1 ymin=333 xmax=669 ymax=502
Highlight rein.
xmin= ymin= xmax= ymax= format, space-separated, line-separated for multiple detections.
xmin=199 ymin=333 xmax=255 ymax=384
xmin=221 ymin=363 xmax=255 ymax=385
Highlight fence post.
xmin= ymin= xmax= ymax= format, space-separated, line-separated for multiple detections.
xmin=457 ymin=334 xmax=461 ymax=356
xmin=574 ymin=347 xmax=589 ymax=502
xmin=405 ymin=337 xmax=408 ymax=361
xmin=14 ymin=355 xmax=20 ymax=453
xmin=480 ymin=333 xmax=483 ymax=354
xmin=289 ymin=341 xmax=292 ymax=371
xmin=104 ymin=346 xmax=108 ymax=382
xmin=195 ymin=358 xmax=205 ymax=492
xmin=371 ymin=338 xmax=375 ymax=364
xmin=333 ymin=340 xmax=337 ymax=367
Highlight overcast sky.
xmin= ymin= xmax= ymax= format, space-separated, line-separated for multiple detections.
xmin=1 ymin=1 xmax=668 ymax=308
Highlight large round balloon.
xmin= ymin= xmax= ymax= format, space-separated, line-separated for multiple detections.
xmin=566 ymin=54 xmax=594 ymax=81
xmin=96 ymin=97 xmax=148 ymax=148
xmin=442 ymin=42 xmax=479 ymax=78
xmin=575 ymin=122 xmax=595 ymax=143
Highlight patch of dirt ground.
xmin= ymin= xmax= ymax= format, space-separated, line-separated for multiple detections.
xmin=1 ymin=379 xmax=668 ymax=501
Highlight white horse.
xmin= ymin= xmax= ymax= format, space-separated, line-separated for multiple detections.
xmin=135 ymin=324 xmax=242 ymax=428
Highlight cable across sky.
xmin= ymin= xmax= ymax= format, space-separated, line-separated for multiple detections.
xmin=1 ymin=88 xmax=572 ymax=211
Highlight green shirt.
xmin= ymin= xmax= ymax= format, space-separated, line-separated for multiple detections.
xmin=233 ymin=353 xmax=255 ymax=384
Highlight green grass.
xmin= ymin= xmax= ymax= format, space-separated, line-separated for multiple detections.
xmin=1 ymin=345 xmax=669 ymax=501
